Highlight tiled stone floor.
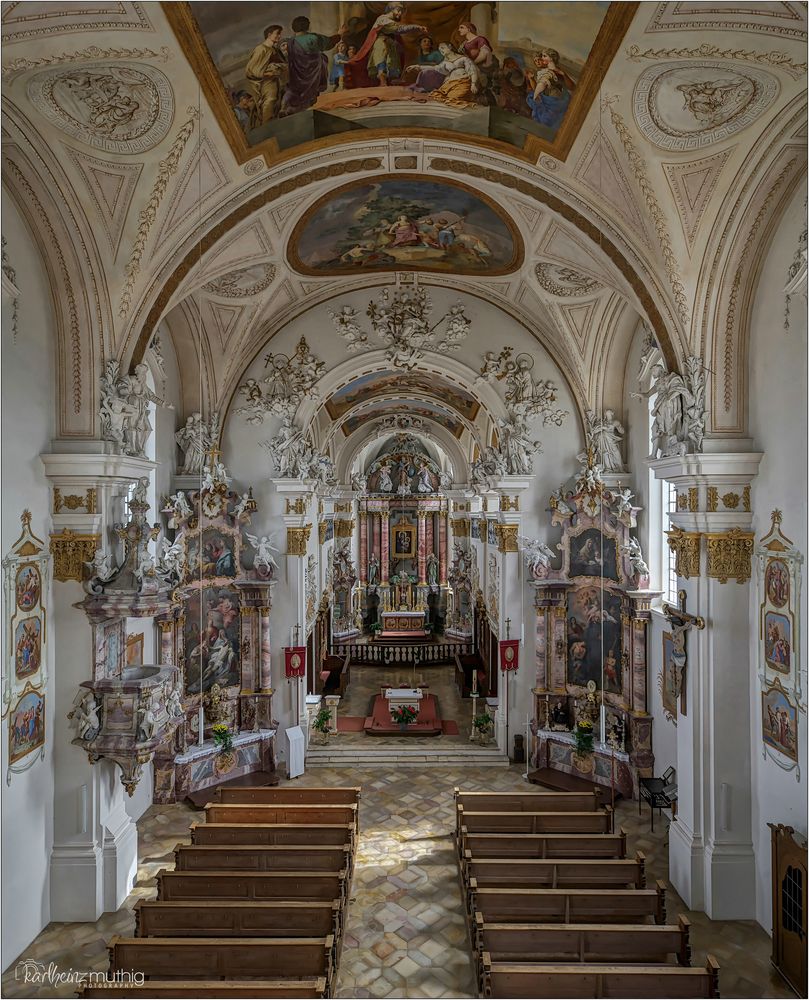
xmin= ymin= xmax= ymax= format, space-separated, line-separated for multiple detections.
xmin=335 ymin=665 xmax=476 ymax=745
xmin=2 ymin=764 xmax=794 ymax=999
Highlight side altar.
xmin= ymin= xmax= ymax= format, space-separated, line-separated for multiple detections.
xmin=527 ymin=457 xmax=659 ymax=800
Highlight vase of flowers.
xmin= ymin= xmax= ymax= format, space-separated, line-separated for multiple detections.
xmin=472 ymin=711 xmax=494 ymax=744
xmin=312 ymin=706 xmax=332 ymax=744
xmin=572 ymin=718 xmax=595 ymax=771
xmin=211 ymin=723 xmax=236 ymax=772
xmin=391 ymin=704 xmax=418 ymax=730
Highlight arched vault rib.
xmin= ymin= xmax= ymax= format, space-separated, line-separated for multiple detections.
xmin=127 ymin=147 xmax=679 ymax=385
xmin=335 ymin=422 xmax=469 ymax=488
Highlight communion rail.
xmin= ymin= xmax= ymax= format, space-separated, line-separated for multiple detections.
xmin=333 ymin=641 xmax=473 ymax=666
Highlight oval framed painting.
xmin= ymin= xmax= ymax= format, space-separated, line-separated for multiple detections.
xmin=288 ymin=175 xmax=523 ymax=276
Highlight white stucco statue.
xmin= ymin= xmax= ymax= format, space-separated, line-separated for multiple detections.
xmin=166 ymin=685 xmax=184 ymax=719
xmin=137 ymin=702 xmax=157 ymax=742
xmin=246 ymin=532 xmax=280 ymax=575
xmin=175 ymin=412 xmax=214 ymax=475
xmin=586 ymin=409 xmax=625 ymax=473
xmin=164 ymin=491 xmax=192 ymax=528
xmin=86 ymin=547 xmax=114 ymax=581
xmin=519 ymin=535 xmax=557 ymax=578
xmin=157 ymin=539 xmax=184 ymax=582
xmin=351 ymin=472 xmax=368 ymax=493
xmin=232 ymin=491 xmax=253 ymax=520
xmin=378 ymin=462 xmax=393 ymax=493
xmin=69 ymin=691 xmax=101 ymax=741
xmin=614 ymin=486 xmax=634 ymax=517
xmin=622 ymin=536 xmax=650 ymax=583
xmin=634 ymin=358 xmax=705 ymax=459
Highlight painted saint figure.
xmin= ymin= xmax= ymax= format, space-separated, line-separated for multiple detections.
xmin=526 ymin=49 xmax=575 ymax=127
xmin=281 ymin=16 xmax=347 ymax=116
xmin=245 ymin=25 xmax=287 ymax=124
xmin=346 ymin=3 xmax=427 ymax=87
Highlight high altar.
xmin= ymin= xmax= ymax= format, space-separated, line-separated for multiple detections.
xmin=530 ymin=464 xmax=658 ymax=799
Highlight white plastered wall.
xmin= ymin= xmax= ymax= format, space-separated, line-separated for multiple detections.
xmin=1 ymin=191 xmax=57 ymax=969
xmin=747 ymin=181 xmax=808 ymax=932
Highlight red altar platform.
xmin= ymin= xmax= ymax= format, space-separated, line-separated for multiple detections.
xmin=364 ymin=693 xmax=444 ymax=737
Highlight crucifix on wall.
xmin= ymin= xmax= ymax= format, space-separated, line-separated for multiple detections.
xmin=662 ymin=589 xmax=706 ymax=716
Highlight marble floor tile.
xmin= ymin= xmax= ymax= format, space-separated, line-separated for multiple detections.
xmin=1 ymin=764 xmax=793 ymax=1000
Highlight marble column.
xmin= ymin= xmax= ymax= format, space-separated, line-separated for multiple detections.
xmin=239 ymin=607 xmax=258 ymax=692
xmin=438 ymin=511 xmax=448 ymax=584
xmin=259 ymin=606 xmax=272 ymax=691
xmin=380 ymin=513 xmax=390 ymax=584
xmin=418 ymin=512 xmax=427 ymax=585
xmin=426 ymin=513 xmax=434 ymax=563
xmin=359 ymin=511 xmax=368 ymax=584
xmin=157 ymin=619 xmax=174 ymax=665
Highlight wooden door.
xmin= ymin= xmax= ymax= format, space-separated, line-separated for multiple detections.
xmin=770 ymin=822 xmax=808 ymax=996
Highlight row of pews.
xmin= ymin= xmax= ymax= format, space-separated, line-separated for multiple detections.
xmin=454 ymin=787 xmax=721 ymax=999
xmin=78 ymin=785 xmax=361 ymax=999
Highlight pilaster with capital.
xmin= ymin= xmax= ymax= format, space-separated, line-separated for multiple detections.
xmin=438 ymin=510 xmax=448 ymax=585
xmin=650 ymin=450 xmax=762 ymax=920
xmin=417 ymin=511 xmax=427 ymax=585
xmin=380 ymin=512 xmax=390 ymax=584
xmin=359 ymin=511 xmax=368 ymax=584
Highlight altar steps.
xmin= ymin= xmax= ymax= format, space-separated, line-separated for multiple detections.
xmin=305 ymin=744 xmax=510 ymax=768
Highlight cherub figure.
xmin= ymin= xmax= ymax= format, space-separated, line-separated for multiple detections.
xmin=246 ymin=531 xmax=280 ymax=575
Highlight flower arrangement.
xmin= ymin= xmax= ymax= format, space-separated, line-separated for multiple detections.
xmin=312 ymin=706 xmax=332 ymax=734
xmin=391 ymin=704 xmax=418 ymax=726
xmin=473 ymin=711 xmax=494 ymax=733
xmin=574 ymin=718 xmax=594 ymax=756
xmin=211 ymin=723 xmax=234 ymax=754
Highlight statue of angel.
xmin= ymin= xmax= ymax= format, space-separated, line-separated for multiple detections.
xmin=164 ymin=491 xmax=192 ymax=528
xmin=86 ymin=547 xmax=114 ymax=581
xmin=246 ymin=531 xmax=280 ymax=575
xmin=622 ymin=536 xmax=650 ymax=582
xmin=232 ymin=491 xmax=253 ymax=520
xmin=613 ymin=486 xmax=634 ymax=517
xmin=157 ymin=539 xmax=184 ymax=582
xmin=134 ymin=550 xmax=156 ymax=585
xmin=519 ymin=535 xmax=557 ymax=578
xmin=549 ymin=485 xmax=574 ymax=516
xmin=351 ymin=472 xmax=368 ymax=493
xmin=166 ymin=684 xmax=184 ymax=719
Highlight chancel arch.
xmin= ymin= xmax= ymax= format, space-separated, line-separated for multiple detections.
xmin=1 ymin=2 xmax=806 ymax=995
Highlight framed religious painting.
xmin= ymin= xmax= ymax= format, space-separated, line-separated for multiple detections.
xmin=762 ymin=678 xmax=799 ymax=767
xmin=757 ymin=511 xmax=803 ymax=703
xmin=126 ymin=632 xmax=145 ymax=667
xmin=391 ymin=524 xmax=415 ymax=562
xmin=3 ymin=512 xmax=49 ymax=751
xmin=569 ymin=527 xmax=619 ymax=582
xmin=659 ymin=631 xmax=679 ymax=724
xmin=8 ymin=684 xmax=46 ymax=774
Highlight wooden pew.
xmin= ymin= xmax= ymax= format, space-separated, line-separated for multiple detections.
xmin=460 ymin=829 xmax=627 ymax=860
xmin=217 ymin=786 xmax=360 ymax=806
xmin=481 ymin=954 xmax=720 ymax=999
xmin=462 ymin=854 xmax=646 ymax=894
xmin=173 ymin=843 xmax=351 ymax=874
xmin=156 ymin=869 xmax=346 ymax=904
xmin=79 ymin=980 xmax=328 ymax=998
xmin=454 ymin=789 xmax=603 ymax=835
xmin=108 ymin=936 xmax=334 ymax=988
xmin=475 ymin=914 xmax=692 ymax=967
xmin=134 ymin=899 xmax=341 ymax=942
xmin=204 ymin=803 xmax=358 ymax=831
xmin=457 ymin=807 xmax=613 ymax=837
xmin=470 ymin=881 xmax=668 ymax=925
xmin=191 ymin=823 xmax=353 ymax=848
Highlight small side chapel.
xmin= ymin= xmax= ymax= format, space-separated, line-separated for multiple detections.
xmin=0 ymin=2 xmax=807 ymax=998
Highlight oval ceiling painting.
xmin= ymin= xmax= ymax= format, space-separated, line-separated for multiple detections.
xmin=289 ymin=176 xmax=522 ymax=275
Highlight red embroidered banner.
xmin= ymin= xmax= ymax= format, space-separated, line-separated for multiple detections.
xmin=284 ymin=646 xmax=306 ymax=678
xmin=499 ymin=639 xmax=520 ymax=672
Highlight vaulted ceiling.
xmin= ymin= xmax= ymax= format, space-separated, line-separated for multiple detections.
xmin=2 ymin=1 xmax=806 ymax=447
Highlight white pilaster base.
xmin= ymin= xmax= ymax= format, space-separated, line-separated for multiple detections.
xmin=50 ymin=843 xmax=104 ymax=922
xmin=669 ymin=818 xmax=705 ymax=911
xmin=102 ymin=809 xmax=138 ymax=913
xmin=703 ymin=840 xmax=757 ymax=920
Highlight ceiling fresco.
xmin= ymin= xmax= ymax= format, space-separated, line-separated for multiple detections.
xmin=325 ymin=368 xmax=480 ymax=420
xmin=289 ymin=176 xmax=520 ymax=275
xmin=340 ymin=397 xmax=466 ymax=437
xmin=166 ymin=1 xmax=635 ymax=162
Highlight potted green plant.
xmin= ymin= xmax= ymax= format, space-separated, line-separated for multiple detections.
xmin=390 ymin=704 xmax=418 ymax=731
xmin=573 ymin=718 xmax=595 ymax=756
xmin=211 ymin=722 xmax=236 ymax=774
xmin=472 ymin=711 xmax=494 ymax=744
xmin=312 ymin=706 xmax=332 ymax=744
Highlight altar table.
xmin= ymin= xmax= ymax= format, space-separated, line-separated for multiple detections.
xmin=382 ymin=610 xmax=425 ymax=633
xmin=384 ymin=687 xmax=423 ymax=715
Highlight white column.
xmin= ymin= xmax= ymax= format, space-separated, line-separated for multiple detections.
xmin=651 ymin=451 xmax=762 ymax=919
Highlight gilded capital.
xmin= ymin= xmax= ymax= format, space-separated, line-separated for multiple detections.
xmin=706 ymin=528 xmax=755 ymax=584
xmin=285 ymin=497 xmax=307 ymax=516
xmin=49 ymin=529 xmax=99 ymax=582
xmin=500 ymin=494 xmax=520 ymax=512
xmin=495 ymin=523 xmax=519 ymax=553
xmin=334 ymin=518 xmax=355 ymax=538
xmin=666 ymin=526 xmax=702 ymax=579
xmin=287 ymin=524 xmax=312 ymax=556
xmin=452 ymin=517 xmax=471 ymax=538
xmin=318 ymin=521 xmax=329 ymax=544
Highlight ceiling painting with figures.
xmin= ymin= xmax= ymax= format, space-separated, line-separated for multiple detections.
xmin=166 ymin=1 xmax=633 ymax=162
